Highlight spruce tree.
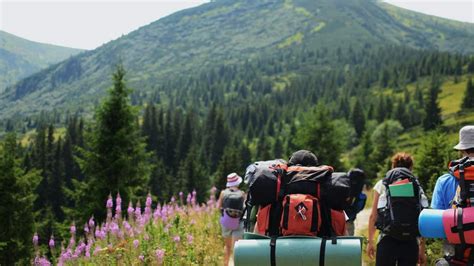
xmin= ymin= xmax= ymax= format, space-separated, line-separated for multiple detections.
xmin=0 ymin=133 xmax=41 ymax=264
xmin=423 ymin=77 xmax=443 ymax=131
xmin=462 ymin=78 xmax=474 ymax=110
xmin=351 ymin=98 xmax=366 ymax=138
xmin=75 ymin=65 xmax=151 ymax=222
xmin=295 ymin=103 xmax=343 ymax=169
xmin=414 ymin=131 xmax=451 ymax=195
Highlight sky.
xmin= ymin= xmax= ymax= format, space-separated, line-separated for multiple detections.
xmin=0 ymin=0 xmax=473 ymax=50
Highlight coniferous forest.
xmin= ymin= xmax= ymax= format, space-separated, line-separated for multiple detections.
xmin=1 ymin=0 xmax=474 ymax=264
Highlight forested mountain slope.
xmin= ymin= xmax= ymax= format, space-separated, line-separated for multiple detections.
xmin=1 ymin=0 xmax=473 ymax=119
xmin=0 ymin=31 xmax=82 ymax=91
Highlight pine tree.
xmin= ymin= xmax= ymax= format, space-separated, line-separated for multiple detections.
xmin=295 ymin=103 xmax=343 ymax=169
xmin=462 ymin=78 xmax=474 ymax=110
xmin=351 ymin=98 xmax=366 ymax=138
xmin=0 ymin=133 xmax=41 ymax=264
xmin=423 ymin=76 xmax=443 ymax=131
xmin=74 ymin=65 xmax=152 ymax=222
xmin=414 ymin=131 xmax=451 ymax=195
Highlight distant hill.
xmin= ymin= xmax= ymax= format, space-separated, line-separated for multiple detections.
xmin=0 ymin=31 xmax=82 ymax=91
xmin=1 ymin=0 xmax=473 ymax=118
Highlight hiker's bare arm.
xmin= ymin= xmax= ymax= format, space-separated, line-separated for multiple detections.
xmin=217 ymin=191 xmax=224 ymax=209
xmin=367 ymin=190 xmax=380 ymax=260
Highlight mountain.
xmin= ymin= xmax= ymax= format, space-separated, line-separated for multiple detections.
xmin=1 ymin=0 xmax=473 ymax=119
xmin=0 ymin=31 xmax=83 ymax=91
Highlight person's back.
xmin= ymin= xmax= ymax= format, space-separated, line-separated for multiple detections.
xmin=367 ymin=152 xmax=428 ymax=266
xmin=431 ymin=125 xmax=474 ymax=265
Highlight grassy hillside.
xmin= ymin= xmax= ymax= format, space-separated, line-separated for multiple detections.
xmin=0 ymin=31 xmax=83 ymax=91
xmin=1 ymin=0 xmax=473 ymax=119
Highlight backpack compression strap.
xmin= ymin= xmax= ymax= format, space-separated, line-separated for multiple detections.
xmin=270 ymin=237 xmax=277 ymax=266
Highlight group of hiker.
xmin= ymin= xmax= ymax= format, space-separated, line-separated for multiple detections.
xmin=217 ymin=125 xmax=474 ymax=266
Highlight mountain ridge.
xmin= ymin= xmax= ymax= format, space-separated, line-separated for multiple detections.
xmin=1 ymin=0 xmax=473 ymax=119
xmin=0 ymin=30 xmax=83 ymax=91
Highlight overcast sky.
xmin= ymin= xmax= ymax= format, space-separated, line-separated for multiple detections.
xmin=0 ymin=0 xmax=472 ymax=50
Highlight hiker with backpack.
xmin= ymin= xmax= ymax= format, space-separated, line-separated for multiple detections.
xmin=217 ymin=172 xmax=246 ymax=266
xmin=367 ymin=152 xmax=429 ymax=266
xmin=248 ymin=150 xmax=349 ymax=237
xmin=431 ymin=125 xmax=474 ymax=265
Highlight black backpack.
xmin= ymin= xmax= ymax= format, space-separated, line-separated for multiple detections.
xmin=244 ymin=159 xmax=287 ymax=206
xmin=222 ymin=189 xmax=245 ymax=218
xmin=376 ymin=167 xmax=422 ymax=240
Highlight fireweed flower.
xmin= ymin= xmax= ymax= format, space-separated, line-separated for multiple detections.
xmin=155 ymin=248 xmax=165 ymax=264
xmin=70 ymin=223 xmax=76 ymax=235
xmin=84 ymin=223 xmax=89 ymax=234
xmin=106 ymin=194 xmax=113 ymax=209
xmin=139 ymin=254 xmax=144 ymax=261
xmin=173 ymin=235 xmax=180 ymax=243
xmin=186 ymin=193 xmax=192 ymax=205
xmin=133 ymin=239 xmax=139 ymax=248
xmin=88 ymin=216 xmax=95 ymax=228
xmin=33 ymin=232 xmax=39 ymax=246
xmin=187 ymin=234 xmax=193 ymax=244
xmin=49 ymin=235 xmax=55 ymax=249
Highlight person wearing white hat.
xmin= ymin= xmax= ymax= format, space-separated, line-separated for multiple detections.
xmin=217 ymin=173 xmax=246 ymax=266
xmin=432 ymin=125 xmax=474 ymax=210
xmin=431 ymin=125 xmax=474 ymax=265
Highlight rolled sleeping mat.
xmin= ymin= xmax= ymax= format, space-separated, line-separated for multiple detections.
xmin=418 ymin=209 xmax=446 ymax=239
xmin=234 ymin=236 xmax=362 ymax=266
xmin=443 ymin=207 xmax=474 ymax=244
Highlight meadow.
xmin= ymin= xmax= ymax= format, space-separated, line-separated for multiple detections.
xmin=33 ymin=189 xmax=223 ymax=265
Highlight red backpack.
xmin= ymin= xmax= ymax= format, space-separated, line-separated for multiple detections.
xmin=252 ymin=165 xmax=347 ymax=237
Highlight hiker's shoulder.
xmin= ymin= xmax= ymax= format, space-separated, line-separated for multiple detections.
xmin=435 ymin=173 xmax=457 ymax=185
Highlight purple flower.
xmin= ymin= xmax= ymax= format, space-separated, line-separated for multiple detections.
xmin=70 ymin=223 xmax=76 ymax=235
xmin=186 ymin=193 xmax=192 ymax=205
xmin=155 ymin=248 xmax=165 ymax=264
xmin=34 ymin=256 xmax=51 ymax=266
xmin=173 ymin=235 xmax=180 ymax=243
xmin=146 ymin=194 xmax=152 ymax=207
xmin=116 ymin=192 xmax=122 ymax=206
xmin=84 ymin=223 xmax=89 ymax=233
xmin=187 ymin=234 xmax=193 ymax=244
xmin=127 ymin=201 xmax=134 ymax=217
xmin=33 ymin=232 xmax=38 ymax=246
xmin=170 ymin=196 xmax=175 ymax=204
xmin=106 ymin=194 xmax=113 ymax=209
xmin=49 ymin=235 xmax=55 ymax=249
xmin=133 ymin=239 xmax=139 ymax=248
xmin=88 ymin=216 xmax=95 ymax=228
xmin=139 ymin=254 xmax=145 ymax=261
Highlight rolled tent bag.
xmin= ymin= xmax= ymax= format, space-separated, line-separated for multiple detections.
xmin=234 ymin=233 xmax=362 ymax=266
xmin=443 ymin=207 xmax=474 ymax=244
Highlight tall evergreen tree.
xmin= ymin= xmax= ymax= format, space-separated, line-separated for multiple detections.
xmin=351 ymin=98 xmax=366 ymax=138
xmin=295 ymin=103 xmax=343 ymax=169
xmin=0 ymin=134 xmax=41 ymax=264
xmin=74 ymin=65 xmax=152 ymax=222
xmin=414 ymin=131 xmax=451 ymax=195
xmin=423 ymin=76 xmax=443 ymax=131
xmin=462 ymin=78 xmax=474 ymax=110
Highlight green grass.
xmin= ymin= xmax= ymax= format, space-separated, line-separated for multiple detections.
xmin=277 ymin=32 xmax=304 ymax=48
xmin=312 ymin=22 xmax=327 ymax=33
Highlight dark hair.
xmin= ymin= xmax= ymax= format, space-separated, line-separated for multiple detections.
xmin=391 ymin=152 xmax=413 ymax=169
xmin=288 ymin=150 xmax=318 ymax=166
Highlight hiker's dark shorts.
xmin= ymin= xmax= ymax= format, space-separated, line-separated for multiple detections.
xmin=376 ymin=235 xmax=419 ymax=266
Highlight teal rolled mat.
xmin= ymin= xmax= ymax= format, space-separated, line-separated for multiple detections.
xmin=234 ymin=234 xmax=362 ymax=266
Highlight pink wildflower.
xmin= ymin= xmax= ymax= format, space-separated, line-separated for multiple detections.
xmin=49 ymin=235 xmax=55 ymax=249
xmin=173 ymin=235 xmax=180 ymax=243
xmin=155 ymin=248 xmax=165 ymax=264
xmin=32 ymin=232 xmax=38 ymax=246
xmin=187 ymin=234 xmax=193 ymax=244
xmin=88 ymin=216 xmax=95 ymax=228
xmin=106 ymin=194 xmax=113 ymax=209
xmin=133 ymin=239 xmax=139 ymax=248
